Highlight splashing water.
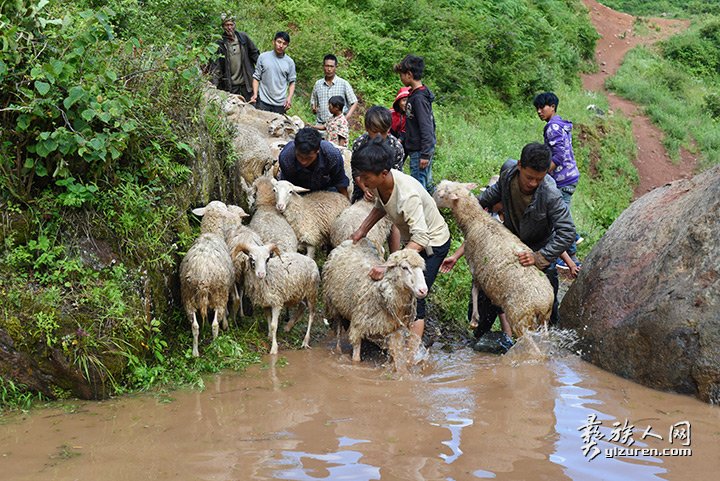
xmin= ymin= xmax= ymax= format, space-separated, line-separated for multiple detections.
xmin=503 ymin=327 xmax=580 ymax=366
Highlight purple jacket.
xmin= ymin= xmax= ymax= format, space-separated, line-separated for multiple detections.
xmin=544 ymin=115 xmax=579 ymax=188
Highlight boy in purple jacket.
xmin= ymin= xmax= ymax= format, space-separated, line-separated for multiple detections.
xmin=534 ymin=92 xmax=581 ymax=269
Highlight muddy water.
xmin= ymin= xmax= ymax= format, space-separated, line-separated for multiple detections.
xmin=1 ymin=345 xmax=719 ymax=481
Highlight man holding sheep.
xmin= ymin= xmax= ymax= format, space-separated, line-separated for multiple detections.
xmin=441 ymin=142 xmax=575 ymax=349
xmin=350 ymin=138 xmax=451 ymax=342
xmin=278 ymin=127 xmax=350 ymax=197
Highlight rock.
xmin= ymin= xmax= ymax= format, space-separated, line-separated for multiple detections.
xmin=560 ymin=165 xmax=720 ymax=404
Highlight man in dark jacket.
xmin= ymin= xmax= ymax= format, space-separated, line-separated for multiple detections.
xmin=441 ymin=143 xmax=575 ymax=348
xmin=394 ymin=55 xmax=436 ymax=193
xmin=210 ymin=15 xmax=260 ymax=101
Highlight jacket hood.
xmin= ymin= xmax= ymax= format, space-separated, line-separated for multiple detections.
xmin=550 ymin=115 xmax=572 ymax=133
xmin=392 ymin=87 xmax=411 ymax=110
xmin=410 ymin=85 xmax=435 ymax=103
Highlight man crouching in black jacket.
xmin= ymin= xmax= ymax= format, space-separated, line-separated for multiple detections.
xmin=441 ymin=142 xmax=576 ymax=350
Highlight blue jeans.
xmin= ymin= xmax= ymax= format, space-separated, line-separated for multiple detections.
xmin=559 ymin=184 xmax=578 ymax=256
xmin=409 ymin=151 xmax=433 ymax=193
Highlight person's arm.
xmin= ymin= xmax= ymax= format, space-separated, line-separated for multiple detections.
xmin=477 ymin=178 xmax=502 ymax=210
xmin=311 ymin=84 xmax=318 ymax=113
xmin=284 ymin=81 xmax=295 ymax=110
xmin=559 ymin=251 xmax=580 ymax=278
xmin=344 ymin=83 xmax=358 ymax=119
xmin=351 ymin=207 xmax=386 ymax=243
xmin=249 ymin=78 xmax=259 ymax=103
xmin=538 ymin=192 xmax=575 ymax=264
xmin=345 ymin=102 xmax=358 ymax=120
xmin=326 ymin=144 xmax=350 ymax=192
xmin=414 ymin=95 xmax=436 ymax=169
xmin=440 ymin=243 xmax=465 ymax=273
xmin=246 ymin=34 xmax=260 ymax=65
xmin=402 ymin=191 xmax=432 ymax=250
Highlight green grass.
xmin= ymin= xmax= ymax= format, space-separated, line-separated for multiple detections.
xmin=607 ymin=45 xmax=720 ymax=169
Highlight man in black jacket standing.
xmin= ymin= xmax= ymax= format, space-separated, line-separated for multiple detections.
xmin=211 ymin=14 xmax=260 ymax=101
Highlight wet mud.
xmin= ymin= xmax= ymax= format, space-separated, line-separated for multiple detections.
xmin=1 ymin=339 xmax=719 ymax=481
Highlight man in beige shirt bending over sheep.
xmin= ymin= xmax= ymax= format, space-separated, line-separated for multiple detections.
xmin=350 ymin=137 xmax=451 ymax=341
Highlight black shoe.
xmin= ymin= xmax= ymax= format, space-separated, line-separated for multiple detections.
xmin=472 ymin=332 xmax=514 ymax=354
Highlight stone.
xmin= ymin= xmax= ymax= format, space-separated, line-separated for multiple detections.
xmin=560 ymin=165 xmax=720 ymax=404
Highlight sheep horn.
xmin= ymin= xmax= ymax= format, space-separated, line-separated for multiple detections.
xmin=231 ymin=242 xmax=251 ymax=259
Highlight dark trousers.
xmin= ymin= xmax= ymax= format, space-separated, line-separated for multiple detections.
xmin=227 ymin=84 xmax=252 ymax=102
xmin=417 ymin=237 xmax=451 ymax=319
xmin=468 ymin=263 xmax=559 ymax=337
xmin=255 ymin=99 xmax=287 ymax=114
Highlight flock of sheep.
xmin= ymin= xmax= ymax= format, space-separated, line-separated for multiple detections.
xmin=180 ymin=90 xmax=554 ymax=363
xmin=180 ymin=177 xmax=554 ymax=363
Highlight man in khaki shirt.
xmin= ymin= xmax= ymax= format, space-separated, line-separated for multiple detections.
xmin=351 ymin=138 xmax=451 ymax=340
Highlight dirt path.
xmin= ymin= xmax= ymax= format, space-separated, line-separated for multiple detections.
xmin=580 ymin=0 xmax=696 ymax=198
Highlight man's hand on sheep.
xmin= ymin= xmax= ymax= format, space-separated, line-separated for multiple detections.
xmin=363 ymin=189 xmax=375 ymax=202
xmin=350 ymin=229 xmax=365 ymax=244
xmin=440 ymin=256 xmax=458 ymax=273
xmin=369 ymin=265 xmax=387 ymax=280
xmin=516 ymin=251 xmax=536 ymax=267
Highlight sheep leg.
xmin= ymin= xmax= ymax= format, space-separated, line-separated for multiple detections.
xmin=238 ymin=286 xmax=245 ymax=319
xmin=335 ymin=322 xmax=342 ymax=352
xmin=305 ymin=245 xmax=316 ymax=260
xmin=265 ymin=307 xmax=272 ymax=338
xmin=284 ymin=306 xmax=300 ymax=332
xmin=469 ymin=281 xmax=480 ymax=329
xmin=211 ymin=309 xmax=220 ymax=341
xmin=229 ymin=285 xmax=240 ymax=327
xmin=301 ymin=302 xmax=314 ymax=349
xmin=269 ymin=306 xmax=281 ymax=355
xmin=351 ymin=341 xmax=361 ymax=362
xmin=191 ymin=312 xmax=200 ymax=358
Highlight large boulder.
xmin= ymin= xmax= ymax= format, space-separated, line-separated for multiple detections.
xmin=560 ymin=165 xmax=720 ymax=404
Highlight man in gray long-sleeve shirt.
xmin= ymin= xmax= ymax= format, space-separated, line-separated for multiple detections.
xmin=250 ymin=31 xmax=296 ymax=114
xmin=441 ymin=142 xmax=575 ymax=342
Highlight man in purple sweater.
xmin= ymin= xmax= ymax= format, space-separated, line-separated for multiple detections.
xmin=534 ymin=91 xmax=582 ymax=268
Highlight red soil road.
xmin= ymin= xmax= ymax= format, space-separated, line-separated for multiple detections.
xmin=580 ymin=0 xmax=696 ymax=198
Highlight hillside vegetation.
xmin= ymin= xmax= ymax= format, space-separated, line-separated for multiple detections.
xmin=607 ymin=13 xmax=720 ymax=168
xmin=1 ymin=0 xmax=642 ymax=406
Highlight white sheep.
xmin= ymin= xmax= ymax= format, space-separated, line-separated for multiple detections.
xmin=330 ymin=198 xmax=392 ymax=254
xmin=248 ymin=175 xmax=299 ymax=254
xmin=232 ymin=242 xmax=320 ymax=355
xmin=223 ymin=205 xmax=261 ymax=320
xmin=322 ymin=239 xmax=428 ymax=363
xmin=179 ymin=201 xmax=235 ymax=357
xmin=433 ymin=180 xmax=554 ymax=336
xmin=271 ymin=179 xmax=350 ymax=259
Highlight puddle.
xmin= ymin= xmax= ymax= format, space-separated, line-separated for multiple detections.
xmin=1 ymin=343 xmax=718 ymax=480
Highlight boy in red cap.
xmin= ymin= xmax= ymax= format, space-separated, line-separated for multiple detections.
xmin=390 ymin=86 xmax=410 ymax=150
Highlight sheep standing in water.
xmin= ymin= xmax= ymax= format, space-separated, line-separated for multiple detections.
xmin=232 ymin=242 xmax=320 ymax=355
xmin=433 ymin=180 xmax=553 ymax=336
xmin=322 ymin=240 xmax=427 ymax=363
xmin=180 ymin=201 xmax=236 ymax=357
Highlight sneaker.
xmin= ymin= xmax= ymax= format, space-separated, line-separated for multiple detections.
xmin=556 ymin=258 xmax=570 ymax=270
xmin=576 ymin=234 xmax=585 ymax=245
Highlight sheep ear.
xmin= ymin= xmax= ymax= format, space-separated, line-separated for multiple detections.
xmin=269 ymin=243 xmax=281 ymax=258
xmin=292 ymin=185 xmax=310 ymax=194
xmin=270 ymin=178 xmax=278 ymax=186
xmin=191 ymin=207 xmax=206 ymax=217
xmin=463 ymin=182 xmax=478 ymax=191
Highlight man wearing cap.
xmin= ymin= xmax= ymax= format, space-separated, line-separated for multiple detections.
xmin=210 ymin=14 xmax=260 ymax=101
xmin=311 ymin=54 xmax=358 ymax=125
